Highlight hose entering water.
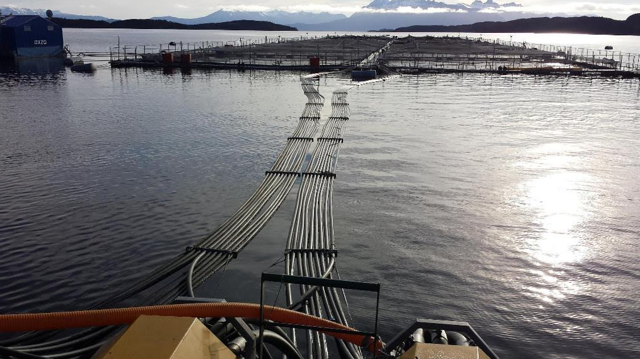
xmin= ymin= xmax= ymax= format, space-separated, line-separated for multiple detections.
xmin=0 ymin=75 xmax=327 ymax=357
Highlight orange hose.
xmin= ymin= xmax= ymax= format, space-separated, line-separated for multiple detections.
xmin=0 ymin=303 xmax=383 ymax=352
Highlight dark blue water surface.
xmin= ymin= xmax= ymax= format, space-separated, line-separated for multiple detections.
xmin=1 ymin=29 xmax=640 ymax=359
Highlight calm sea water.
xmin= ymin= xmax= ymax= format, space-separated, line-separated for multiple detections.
xmin=1 ymin=29 xmax=640 ymax=358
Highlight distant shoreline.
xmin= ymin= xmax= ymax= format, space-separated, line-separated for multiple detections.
xmin=51 ymin=18 xmax=297 ymax=31
xmin=378 ymin=14 xmax=640 ymax=36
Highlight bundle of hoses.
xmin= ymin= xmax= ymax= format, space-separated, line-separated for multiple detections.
xmin=0 ymin=76 xmax=326 ymax=358
xmin=284 ymin=89 xmax=362 ymax=359
xmin=0 ymin=303 xmax=383 ymax=356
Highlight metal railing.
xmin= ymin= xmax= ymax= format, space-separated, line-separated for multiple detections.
xmin=108 ymin=35 xmax=392 ymax=68
xmin=386 ymin=35 xmax=640 ymax=72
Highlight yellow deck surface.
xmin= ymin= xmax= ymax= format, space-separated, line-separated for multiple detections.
xmin=92 ymin=315 xmax=235 ymax=359
xmin=399 ymin=343 xmax=490 ymax=359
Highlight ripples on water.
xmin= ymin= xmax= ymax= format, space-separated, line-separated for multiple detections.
xmin=338 ymin=75 xmax=640 ymax=358
xmin=0 ymin=65 xmax=303 ymax=310
xmin=1 ymin=62 xmax=639 ymax=359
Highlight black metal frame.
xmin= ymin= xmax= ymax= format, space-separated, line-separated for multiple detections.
xmin=259 ymin=273 xmax=381 ymax=359
xmin=383 ymin=319 xmax=500 ymax=359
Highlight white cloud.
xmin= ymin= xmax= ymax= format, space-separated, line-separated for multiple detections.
xmin=384 ymin=6 xmax=464 ymax=14
xmin=4 ymin=0 xmax=640 ymax=20
xmin=280 ymin=4 xmax=364 ymax=15
xmin=281 ymin=4 xmax=467 ymax=15
xmin=251 ymin=1 xmax=640 ymax=18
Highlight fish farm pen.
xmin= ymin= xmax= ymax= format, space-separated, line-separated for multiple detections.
xmin=110 ymin=35 xmax=392 ymax=71
xmin=109 ymin=34 xmax=640 ymax=78
xmin=381 ymin=36 xmax=640 ymax=76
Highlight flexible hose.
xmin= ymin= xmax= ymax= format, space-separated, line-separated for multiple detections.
xmin=0 ymin=303 xmax=383 ymax=353
xmin=229 ymin=330 xmax=304 ymax=359
xmin=0 ymin=71 xmax=348 ymax=359
xmin=257 ymin=330 xmax=304 ymax=359
xmin=282 ymin=86 xmax=365 ymax=359
xmin=0 ymin=345 xmax=46 ymax=359
xmin=187 ymin=252 xmax=205 ymax=297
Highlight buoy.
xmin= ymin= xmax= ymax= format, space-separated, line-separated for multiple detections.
xmin=445 ymin=331 xmax=470 ymax=346
xmin=71 ymin=63 xmax=97 ymax=73
xmin=430 ymin=330 xmax=448 ymax=344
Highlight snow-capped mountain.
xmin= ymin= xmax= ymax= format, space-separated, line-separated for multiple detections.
xmin=152 ymin=10 xmax=346 ymax=26
xmin=364 ymin=0 xmax=467 ymax=11
xmin=291 ymin=0 xmax=529 ymax=31
xmin=0 ymin=6 xmax=115 ymax=21
xmin=0 ymin=0 xmax=541 ymax=32
xmin=152 ymin=1 xmax=526 ymax=30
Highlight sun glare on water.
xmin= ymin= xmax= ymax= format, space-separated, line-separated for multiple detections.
xmin=513 ymin=142 xmax=598 ymax=304
xmin=526 ymin=171 xmax=590 ymax=265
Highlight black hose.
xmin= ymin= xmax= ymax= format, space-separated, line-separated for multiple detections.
xmin=2 ymin=73 xmax=345 ymax=359
xmin=0 ymin=346 xmax=47 ymax=359
xmin=240 ymin=319 xmax=296 ymax=348
xmin=258 ymin=330 xmax=304 ymax=359
xmin=282 ymin=86 xmax=367 ymax=359
xmin=16 ymin=327 xmax=118 ymax=353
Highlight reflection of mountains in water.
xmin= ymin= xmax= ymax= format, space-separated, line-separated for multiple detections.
xmin=0 ymin=57 xmax=66 ymax=77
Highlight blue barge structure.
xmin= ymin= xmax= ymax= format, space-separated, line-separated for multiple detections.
xmin=0 ymin=15 xmax=63 ymax=60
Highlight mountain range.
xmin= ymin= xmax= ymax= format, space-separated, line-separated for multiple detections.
xmin=1 ymin=1 xmax=568 ymax=32
xmin=153 ymin=0 xmax=530 ymax=30
xmin=152 ymin=10 xmax=346 ymax=26
xmin=391 ymin=13 xmax=640 ymax=35
xmin=364 ymin=0 xmax=521 ymax=11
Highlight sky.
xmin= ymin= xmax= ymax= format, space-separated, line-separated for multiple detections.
xmin=3 ymin=0 xmax=640 ymax=20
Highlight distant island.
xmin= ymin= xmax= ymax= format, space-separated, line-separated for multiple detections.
xmin=385 ymin=13 xmax=640 ymax=35
xmin=50 ymin=18 xmax=297 ymax=31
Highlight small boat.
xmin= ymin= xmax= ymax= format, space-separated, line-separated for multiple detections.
xmin=605 ymin=45 xmax=613 ymax=50
xmin=71 ymin=63 xmax=97 ymax=72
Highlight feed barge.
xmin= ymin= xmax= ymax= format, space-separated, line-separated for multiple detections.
xmin=0 ymin=14 xmax=64 ymax=60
